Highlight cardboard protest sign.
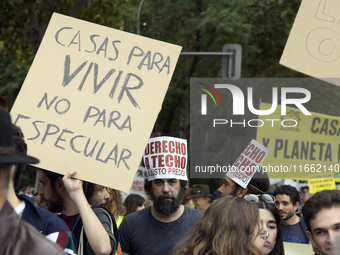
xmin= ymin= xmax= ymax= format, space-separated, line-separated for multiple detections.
xmin=129 ymin=165 xmax=148 ymax=200
xmin=143 ymin=136 xmax=188 ymax=181
xmin=226 ymin=139 xmax=269 ymax=189
xmin=10 ymin=13 xmax=182 ymax=192
xmin=257 ymin=102 xmax=340 ymax=180
xmin=280 ymin=0 xmax=340 ymax=86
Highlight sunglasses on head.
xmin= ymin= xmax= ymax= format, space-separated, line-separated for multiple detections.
xmin=244 ymin=194 xmax=275 ymax=203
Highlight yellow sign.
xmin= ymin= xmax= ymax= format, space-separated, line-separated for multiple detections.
xmin=256 ymin=102 xmax=340 ymax=179
xmin=10 ymin=13 xmax=182 ymax=192
xmin=280 ymin=0 xmax=340 ymax=86
xmin=308 ymin=173 xmax=336 ymax=193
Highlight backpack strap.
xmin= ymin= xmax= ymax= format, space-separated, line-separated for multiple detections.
xmin=77 ymin=205 xmax=119 ymax=254
xmin=71 ymin=215 xmax=83 ymax=249
xmin=78 ymin=226 xmax=85 ymax=255
xmin=91 ymin=205 xmax=119 ymax=245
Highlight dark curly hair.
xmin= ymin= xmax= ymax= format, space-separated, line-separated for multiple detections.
xmin=272 ymin=185 xmax=300 ymax=206
xmin=42 ymin=169 xmax=63 ymax=186
xmin=82 ymin=181 xmax=96 ymax=202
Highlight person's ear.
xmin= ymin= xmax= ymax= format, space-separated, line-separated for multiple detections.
xmin=56 ymin=176 xmax=65 ymax=192
xmin=307 ymin=230 xmax=312 ymax=239
xmin=238 ymin=187 xmax=248 ymax=198
xmin=307 ymin=230 xmax=318 ymax=252
xmin=293 ymin=201 xmax=300 ymax=212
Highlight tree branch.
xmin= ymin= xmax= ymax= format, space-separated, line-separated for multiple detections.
xmin=68 ymin=0 xmax=88 ymax=17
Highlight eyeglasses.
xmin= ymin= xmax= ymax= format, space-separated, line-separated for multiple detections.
xmin=244 ymin=194 xmax=276 ymax=203
xmin=255 ymin=230 xmax=269 ymax=240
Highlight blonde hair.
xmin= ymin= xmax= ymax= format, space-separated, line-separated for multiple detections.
xmin=105 ymin=188 xmax=126 ymax=219
xmin=174 ymin=196 xmax=262 ymax=255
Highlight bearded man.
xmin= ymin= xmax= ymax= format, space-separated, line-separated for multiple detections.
xmin=38 ymin=170 xmax=117 ymax=254
xmin=119 ymin=137 xmax=203 ymax=255
xmin=273 ymin=184 xmax=309 ymax=244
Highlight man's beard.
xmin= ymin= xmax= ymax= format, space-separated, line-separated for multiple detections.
xmin=229 ymin=185 xmax=238 ymax=196
xmin=279 ymin=210 xmax=295 ymax=221
xmin=150 ymin=188 xmax=185 ymax=215
xmin=216 ymin=184 xmax=238 ymax=200
xmin=45 ymin=186 xmax=64 ymax=213
xmin=89 ymin=196 xmax=108 ymax=207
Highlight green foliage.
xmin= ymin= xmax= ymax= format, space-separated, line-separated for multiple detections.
xmin=243 ymin=0 xmax=304 ymax=77
xmin=78 ymin=0 xmax=135 ymax=29
xmin=0 ymin=0 xmax=135 ymax=108
xmin=0 ymin=57 xmax=31 ymax=109
xmin=17 ymin=165 xmax=37 ymax=192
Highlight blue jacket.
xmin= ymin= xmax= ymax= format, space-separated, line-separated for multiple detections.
xmin=18 ymin=195 xmax=77 ymax=255
xmin=297 ymin=212 xmax=310 ymax=244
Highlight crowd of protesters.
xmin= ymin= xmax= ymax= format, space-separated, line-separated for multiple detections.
xmin=1 ymin=108 xmax=340 ymax=255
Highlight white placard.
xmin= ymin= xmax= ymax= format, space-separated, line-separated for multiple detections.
xmin=143 ymin=136 xmax=188 ymax=181
xmin=226 ymin=139 xmax=269 ymax=188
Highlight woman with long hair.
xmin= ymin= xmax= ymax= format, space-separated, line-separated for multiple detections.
xmin=246 ymin=194 xmax=285 ymax=255
xmin=106 ymin=188 xmax=126 ymax=227
xmin=124 ymin=194 xmax=145 ymax=216
xmin=174 ymin=196 xmax=263 ymax=255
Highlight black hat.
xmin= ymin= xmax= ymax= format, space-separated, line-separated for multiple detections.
xmin=0 ymin=108 xmax=39 ymax=165
xmin=187 ymin=184 xmax=212 ymax=199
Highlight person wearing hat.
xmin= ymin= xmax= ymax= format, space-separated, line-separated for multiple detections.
xmin=188 ymin=184 xmax=212 ymax=211
xmin=119 ymin=136 xmax=204 ymax=255
xmin=0 ymin=108 xmax=65 ymax=254
xmin=218 ymin=167 xmax=270 ymax=198
xmin=7 ymin=124 xmax=77 ymax=254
